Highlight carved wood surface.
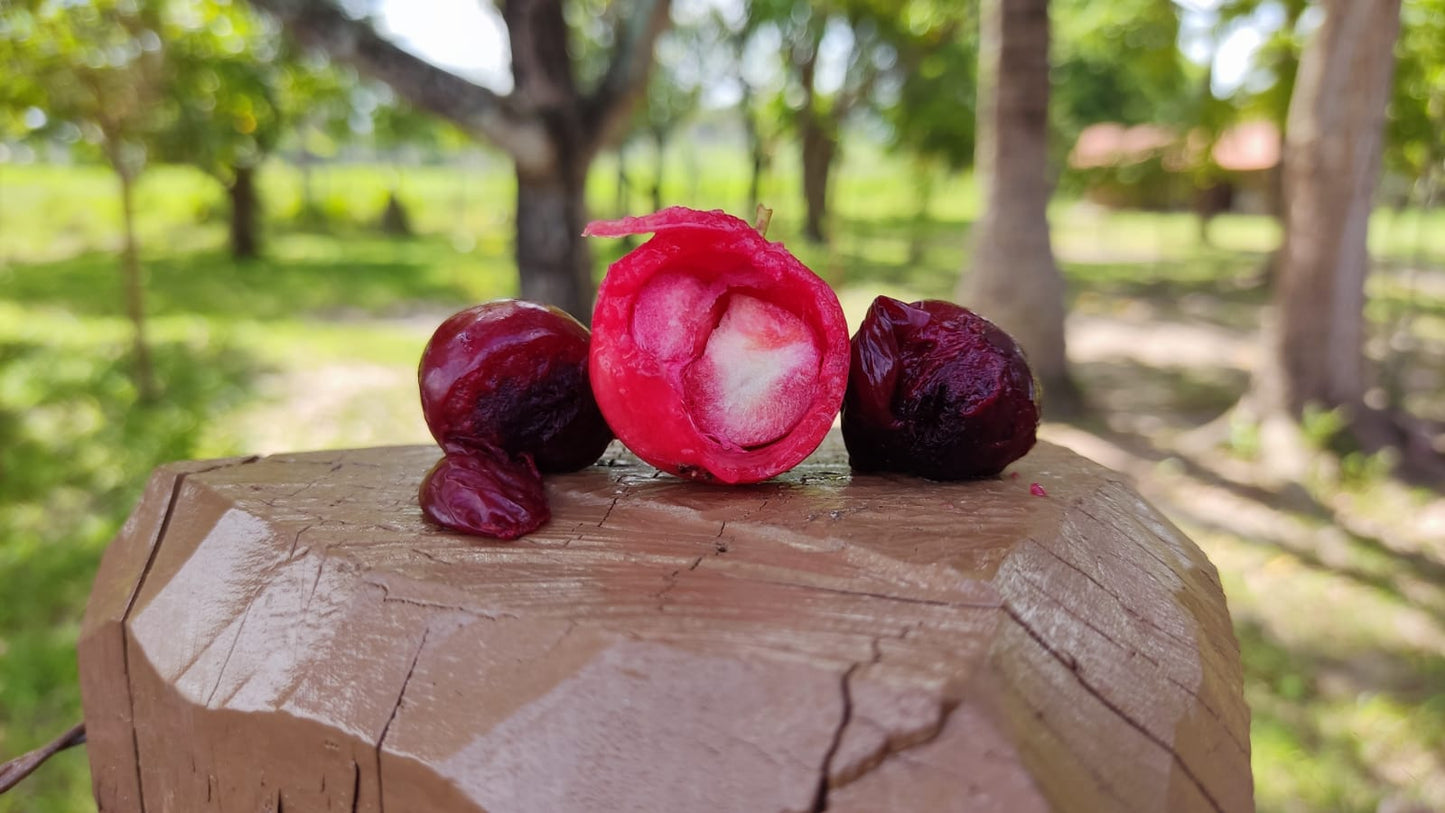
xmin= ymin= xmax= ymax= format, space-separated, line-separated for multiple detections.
xmin=78 ymin=433 xmax=1252 ymax=812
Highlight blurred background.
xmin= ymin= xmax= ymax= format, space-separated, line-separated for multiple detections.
xmin=1 ymin=0 xmax=1443 ymax=810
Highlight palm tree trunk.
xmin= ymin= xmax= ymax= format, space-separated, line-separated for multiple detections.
xmin=961 ymin=0 xmax=1079 ymax=417
xmin=1267 ymin=0 xmax=1400 ymax=418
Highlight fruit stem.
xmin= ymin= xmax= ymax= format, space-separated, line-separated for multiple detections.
xmin=753 ymin=205 xmax=774 ymax=239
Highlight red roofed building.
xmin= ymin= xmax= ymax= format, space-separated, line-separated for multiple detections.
xmin=1067 ymin=120 xmax=1282 ymax=214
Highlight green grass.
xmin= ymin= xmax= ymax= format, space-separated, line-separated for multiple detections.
xmin=1 ymin=149 xmax=1443 ymax=811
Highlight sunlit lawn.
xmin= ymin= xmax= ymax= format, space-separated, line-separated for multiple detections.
xmin=2 ymin=146 xmax=1444 ymax=811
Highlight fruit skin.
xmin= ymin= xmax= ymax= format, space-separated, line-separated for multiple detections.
xmin=418 ymin=449 xmax=548 ymax=540
xmin=841 ymin=296 xmax=1039 ymax=480
xmin=584 ymin=206 xmax=849 ymax=484
xmin=418 ymin=299 xmax=613 ymax=474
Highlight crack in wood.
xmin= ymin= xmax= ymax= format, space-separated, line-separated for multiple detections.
xmin=714 ymin=572 xmax=1003 ymax=611
xmin=598 ymin=495 xmax=621 ymax=528
xmin=1074 ymin=500 xmax=1247 ymax=686
xmin=1010 ymin=556 xmax=1251 ymax=758
xmin=286 ymin=524 xmax=316 ymax=560
xmin=368 ymin=579 xmax=517 ymax=620
xmin=375 ymin=629 xmax=429 ymax=813
xmin=204 ymin=597 xmax=257 ymax=708
xmin=117 ymin=455 xmax=262 ymax=813
xmin=1023 ymin=536 xmax=1196 ymax=652
xmin=810 ymin=662 xmax=857 ymax=813
xmin=1001 ymin=603 xmax=1226 ymax=813
xmin=349 ymin=759 xmax=361 ymax=813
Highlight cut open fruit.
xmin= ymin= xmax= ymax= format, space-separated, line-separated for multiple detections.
xmin=585 ymin=207 xmax=849 ymax=484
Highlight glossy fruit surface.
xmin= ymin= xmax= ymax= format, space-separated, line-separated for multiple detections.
xmin=841 ymin=296 xmax=1038 ymax=480
xmin=418 ymin=450 xmax=548 ymax=540
xmin=584 ymin=207 xmax=849 ymax=484
xmin=418 ymin=299 xmax=613 ymax=474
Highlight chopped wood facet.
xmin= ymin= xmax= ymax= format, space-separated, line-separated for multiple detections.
xmin=78 ymin=433 xmax=1252 ymax=812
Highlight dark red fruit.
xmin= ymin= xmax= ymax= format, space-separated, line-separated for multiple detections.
xmin=418 ymin=299 xmax=613 ymax=474
xmin=842 ymin=296 xmax=1039 ymax=480
xmin=419 ymin=449 xmax=549 ymax=540
xmin=584 ymin=206 xmax=849 ymax=484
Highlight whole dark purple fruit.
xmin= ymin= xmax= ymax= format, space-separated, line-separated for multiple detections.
xmin=841 ymin=296 xmax=1039 ymax=480
xmin=419 ymin=449 xmax=548 ymax=540
xmin=419 ymin=299 xmax=613 ymax=474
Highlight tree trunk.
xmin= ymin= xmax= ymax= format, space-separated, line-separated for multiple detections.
xmin=119 ymin=171 xmax=158 ymax=402
xmin=650 ymin=129 xmax=665 ymax=212
xmin=800 ymin=119 xmax=835 ymax=244
xmin=1246 ymin=0 xmax=1444 ymax=483
xmin=741 ymin=89 xmax=767 ymax=212
xmin=516 ymin=163 xmax=594 ymax=324
xmin=961 ymin=0 xmax=1080 ymax=418
xmin=1266 ymin=0 xmax=1400 ymax=419
xmin=228 ymin=164 xmax=261 ymax=260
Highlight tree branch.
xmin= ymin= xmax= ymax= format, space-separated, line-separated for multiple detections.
xmin=582 ymin=0 xmax=674 ymax=154
xmin=246 ymin=0 xmax=555 ymax=172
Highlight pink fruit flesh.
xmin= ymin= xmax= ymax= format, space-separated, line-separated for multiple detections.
xmin=681 ymin=293 xmax=820 ymax=448
xmin=585 ymin=207 xmax=849 ymax=484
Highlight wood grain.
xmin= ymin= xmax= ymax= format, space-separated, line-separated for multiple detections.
xmin=78 ymin=433 xmax=1252 ymax=812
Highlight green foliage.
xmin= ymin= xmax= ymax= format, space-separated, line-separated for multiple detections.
xmin=1389 ymin=0 xmax=1445 ymax=185
xmin=0 ymin=0 xmax=166 ymax=178
xmin=882 ymin=3 xmax=977 ymax=170
xmin=0 ymin=321 xmax=258 ymax=812
xmin=151 ymin=0 xmax=285 ymax=180
xmin=1050 ymin=0 xmax=1193 ymax=146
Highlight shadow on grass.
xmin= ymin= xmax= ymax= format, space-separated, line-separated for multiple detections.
xmin=0 ymin=236 xmax=491 ymax=322
xmin=1072 ymin=358 xmax=1250 ymax=424
xmin=1238 ymin=617 xmax=1445 ymax=812
xmin=0 ymin=335 xmax=262 ymax=813
xmin=1063 ymin=359 xmax=1445 ymax=626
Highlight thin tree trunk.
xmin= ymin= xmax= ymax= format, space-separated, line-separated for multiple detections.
xmin=516 ymin=163 xmax=593 ymax=323
xmin=228 ymin=164 xmax=261 ymax=260
xmin=616 ymin=145 xmax=630 ymax=215
xmin=800 ymin=120 xmax=835 ymax=244
xmin=651 ymin=129 xmax=665 ymax=212
xmin=961 ymin=0 xmax=1080 ymax=417
xmin=741 ymin=87 xmax=767 ymax=212
xmin=119 ymin=171 xmax=157 ymax=402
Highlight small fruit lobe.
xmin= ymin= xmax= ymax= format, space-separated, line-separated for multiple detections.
xmin=419 ymin=450 xmax=549 ymax=540
xmin=1030 ymin=482 xmax=1048 ymax=497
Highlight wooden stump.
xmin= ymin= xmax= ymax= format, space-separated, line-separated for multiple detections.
xmin=78 ymin=433 xmax=1253 ymax=812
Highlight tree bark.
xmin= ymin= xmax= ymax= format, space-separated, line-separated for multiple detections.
xmin=1249 ymin=0 xmax=1445 ymax=482
xmin=227 ymin=164 xmax=261 ymax=260
xmin=516 ymin=164 xmax=594 ymax=322
xmin=1267 ymin=0 xmax=1400 ymax=419
xmin=118 ymin=171 xmax=158 ymax=402
xmin=961 ymin=0 xmax=1080 ymax=418
xmin=800 ymin=117 xmax=836 ymax=244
